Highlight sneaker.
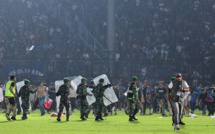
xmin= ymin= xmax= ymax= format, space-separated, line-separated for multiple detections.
xmin=174 ymin=124 xmax=180 ymax=131
xmin=162 ymin=114 xmax=167 ymax=117
xmin=11 ymin=116 xmax=16 ymax=120
xmin=179 ymin=121 xmax=185 ymax=125
xmin=129 ymin=116 xmax=134 ymax=121
xmin=22 ymin=116 xmax=27 ymax=120
xmin=57 ymin=118 xmax=61 ymax=122
xmin=95 ymin=117 xmax=99 ymax=121
xmin=99 ymin=116 xmax=104 ymax=120
xmin=132 ymin=116 xmax=138 ymax=120
xmin=174 ymin=127 xmax=180 ymax=131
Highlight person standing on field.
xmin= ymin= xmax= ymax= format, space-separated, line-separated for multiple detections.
xmin=167 ymin=73 xmax=189 ymax=131
xmin=36 ymin=82 xmax=48 ymax=116
xmin=5 ymin=76 xmax=17 ymax=121
xmin=127 ymin=76 xmax=140 ymax=121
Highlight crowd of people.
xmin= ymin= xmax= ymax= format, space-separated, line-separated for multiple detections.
xmin=0 ymin=0 xmax=214 ymax=87
xmin=0 ymin=76 xmax=214 ymax=120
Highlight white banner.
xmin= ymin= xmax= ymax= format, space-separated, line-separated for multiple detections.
xmin=93 ymin=74 xmax=118 ymax=106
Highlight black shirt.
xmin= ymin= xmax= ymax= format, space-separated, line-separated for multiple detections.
xmin=113 ymin=88 xmax=119 ymax=100
xmin=48 ymin=88 xmax=56 ymax=100
xmin=156 ymin=87 xmax=166 ymax=100
xmin=199 ymin=93 xmax=207 ymax=104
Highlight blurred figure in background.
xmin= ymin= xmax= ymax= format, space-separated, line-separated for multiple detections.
xmin=142 ymin=81 xmax=148 ymax=115
xmin=138 ymin=83 xmax=144 ymax=115
xmin=0 ymin=85 xmax=3 ymax=110
xmin=183 ymin=90 xmax=190 ymax=116
xmin=198 ymin=88 xmax=207 ymax=115
xmin=156 ymin=81 xmax=167 ymax=116
xmin=29 ymin=85 xmax=37 ymax=112
xmin=152 ymin=84 xmax=158 ymax=113
xmin=190 ymin=90 xmax=199 ymax=114
xmin=47 ymin=83 xmax=56 ymax=114
xmin=69 ymin=85 xmax=77 ymax=114
xmin=119 ymin=85 xmax=126 ymax=111
xmin=205 ymin=87 xmax=214 ymax=116
xmin=146 ymin=84 xmax=152 ymax=115
xmin=113 ymin=84 xmax=119 ymax=115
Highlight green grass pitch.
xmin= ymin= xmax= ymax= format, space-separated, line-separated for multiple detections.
xmin=0 ymin=109 xmax=214 ymax=134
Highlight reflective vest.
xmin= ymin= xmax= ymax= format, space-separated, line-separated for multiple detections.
xmin=5 ymin=80 xmax=16 ymax=97
xmin=127 ymin=83 xmax=138 ymax=100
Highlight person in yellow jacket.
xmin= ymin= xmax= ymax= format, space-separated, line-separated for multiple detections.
xmin=5 ymin=76 xmax=17 ymax=121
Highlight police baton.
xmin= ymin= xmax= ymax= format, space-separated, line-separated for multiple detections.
xmin=104 ymin=96 xmax=114 ymax=104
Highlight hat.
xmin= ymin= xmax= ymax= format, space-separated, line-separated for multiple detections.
xmin=176 ymin=73 xmax=182 ymax=77
xmin=99 ymin=78 xmax=104 ymax=82
xmin=90 ymin=80 xmax=94 ymax=84
xmin=171 ymin=77 xmax=176 ymax=81
xmin=24 ymin=79 xmax=30 ymax=84
xmin=64 ymin=78 xmax=70 ymax=83
xmin=81 ymin=77 xmax=87 ymax=82
xmin=132 ymin=76 xmax=138 ymax=81
xmin=201 ymin=88 xmax=205 ymax=91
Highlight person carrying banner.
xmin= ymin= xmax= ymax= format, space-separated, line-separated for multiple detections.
xmin=94 ymin=78 xmax=111 ymax=121
xmin=18 ymin=79 xmax=36 ymax=120
xmin=76 ymin=77 xmax=93 ymax=120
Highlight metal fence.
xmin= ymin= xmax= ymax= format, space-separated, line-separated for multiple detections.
xmin=0 ymin=58 xmax=211 ymax=88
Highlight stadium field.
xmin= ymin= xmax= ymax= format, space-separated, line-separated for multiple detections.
xmin=0 ymin=110 xmax=214 ymax=134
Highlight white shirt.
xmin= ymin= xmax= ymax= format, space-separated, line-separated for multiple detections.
xmin=168 ymin=81 xmax=189 ymax=89
xmin=184 ymin=91 xmax=190 ymax=100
